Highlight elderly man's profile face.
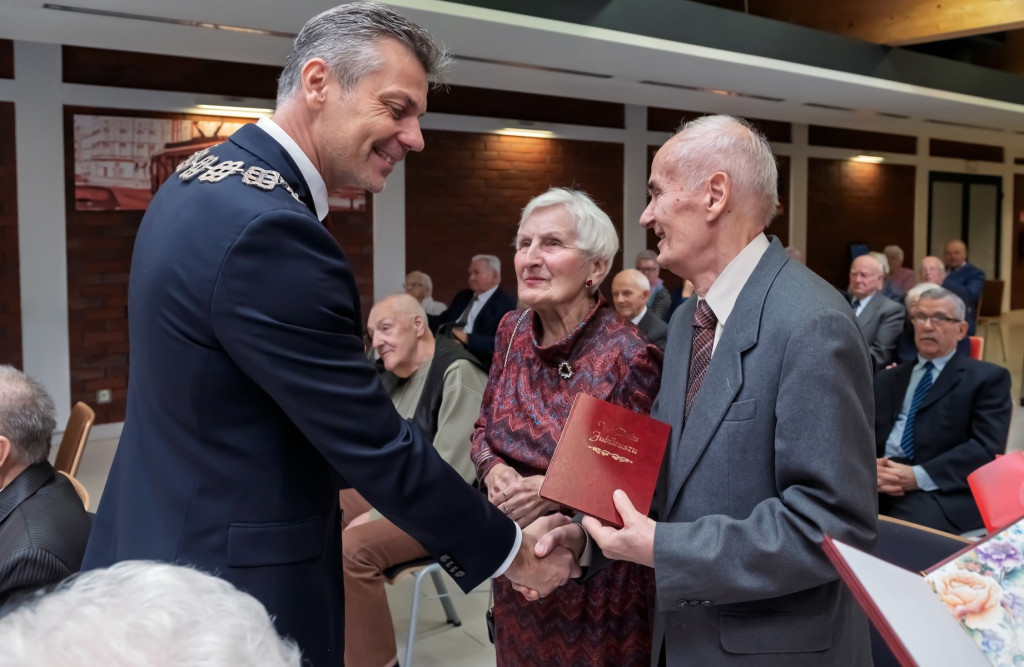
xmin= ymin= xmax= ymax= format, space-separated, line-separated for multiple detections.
xmin=316 ymin=38 xmax=429 ymax=193
xmin=848 ymin=255 xmax=884 ymax=300
xmin=611 ymin=273 xmax=649 ymax=321
xmin=366 ymin=302 xmax=420 ymax=373
xmin=467 ymin=260 xmax=496 ymax=295
xmin=640 ymin=141 xmax=708 ymax=279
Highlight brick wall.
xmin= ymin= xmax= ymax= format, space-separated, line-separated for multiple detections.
xmin=806 ymin=158 xmax=916 ymax=288
xmin=326 ymin=205 xmax=374 ymax=321
xmin=405 ymin=130 xmax=624 ymax=304
xmin=0 ymin=102 xmax=21 ymax=369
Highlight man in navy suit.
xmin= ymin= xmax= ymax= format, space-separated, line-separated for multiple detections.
xmin=942 ymin=240 xmax=986 ymax=335
xmin=0 ymin=365 xmax=91 ymax=608
xmin=435 ymin=254 xmax=517 ymax=370
xmin=82 ymin=5 xmax=576 ymax=665
xmin=875 ymin=287 xmax=1011 ymax=534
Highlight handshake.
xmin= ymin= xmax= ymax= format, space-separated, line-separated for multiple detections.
xmin=504 ymin=513 xmax=586 ymax=600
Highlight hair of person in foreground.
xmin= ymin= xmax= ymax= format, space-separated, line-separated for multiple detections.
xmin=0 ymin=560 xmax=302 ymax=667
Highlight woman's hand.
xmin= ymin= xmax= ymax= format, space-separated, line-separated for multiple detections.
xmin=502 ymin=475 xmax=559 ymax=527
xmin=484 ymin=463 xmax=522 ymax=507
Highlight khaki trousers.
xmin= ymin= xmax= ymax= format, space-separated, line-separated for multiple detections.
xmin=339 ymin=489 xmax=429 ymax=667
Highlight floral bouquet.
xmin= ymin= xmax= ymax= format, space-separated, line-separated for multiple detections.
xmin=926 ymin=519 xmax=1024 ymax=666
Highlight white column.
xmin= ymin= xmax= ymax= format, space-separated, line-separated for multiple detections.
xmin=786 ymin=123 xmax=808 ymax=256
xmin=913 ymin=136 xmax=930 ymax=272
xmin=372 ymin=160 xmax=406 ymax=302
xmin=15 ymin=40 xmax=72 ymax=426
xmin=621 ymin=104 xmax=648 ymax=264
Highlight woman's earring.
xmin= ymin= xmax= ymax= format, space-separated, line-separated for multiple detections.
xmin=585 ymin=279 xmax=593 ymax=287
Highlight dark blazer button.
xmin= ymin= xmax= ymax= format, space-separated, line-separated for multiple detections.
xmin=455 ymin=571 xmax=465 ymax=578
xmin=700 ymin=600 xmax=712 ymax=606
xmin=676 ymin=600 xmax=688 ymax=608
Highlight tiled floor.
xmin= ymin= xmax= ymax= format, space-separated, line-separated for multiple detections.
xmin=70 ymin=310 xmax=1024 ymax=667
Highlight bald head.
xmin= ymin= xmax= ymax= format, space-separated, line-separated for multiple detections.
xmin=611 ymin=269 xmax=651 ymax=320
xmin=920 ymin=256 xmax=946 ymax=284
xmin=366 ymin=294 xmax=432 ymax=378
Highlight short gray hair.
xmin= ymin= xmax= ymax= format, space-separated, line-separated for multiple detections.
xmin=668 ymin=115 xmax=779 ymax=226
xmin=917 ymin=287 xmax=966 ymax=321
xmin=277 ymin=2 xmax=452 ymax=105
xmin=869 ymin=251 xmax=890 ymax=274
xmin=405 ymin=270 xmax=433 ymax=293
xmin=616 ymin=268 xmax=650 ymax=292
xmin=634 ymin=249 xmax=659 ymax=266
xmin=518 ymin=188 xmax=619 ymax=290
xmin=884 ymin=245 xmax=904 ymax=262
xmin=0 ymin=561 xmax=302 ymax=666
xmin=471 ymin=254 xmax=501 ymax=276
xmin=0 ymin=365 xmax=56 ymax=465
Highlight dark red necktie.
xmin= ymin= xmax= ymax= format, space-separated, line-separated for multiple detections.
xmin=684 ymin=299 xmax=717 ymax=420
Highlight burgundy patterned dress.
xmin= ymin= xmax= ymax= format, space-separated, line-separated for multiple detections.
xmin=471 ymin=297 xmax=663 ymax=667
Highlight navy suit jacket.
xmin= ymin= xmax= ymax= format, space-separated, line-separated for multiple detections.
xmin=436 ymin=287 xmax=517 ymax=370
xmin=943 ymin=262 xmax=985 ymax=335
xmin=636 ymin=309 xmax=668 ymax=350
xmin=0 ymin=462 xmax=91 ymax=607
xmin=874 ymin=354 xmax=1012 ymax=531
xmin=82 ymin=124 xmax=516 ymax=666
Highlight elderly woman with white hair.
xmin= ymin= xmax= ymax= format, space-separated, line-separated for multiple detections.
xmin=471 ymin=187 xmax=662 ymax=665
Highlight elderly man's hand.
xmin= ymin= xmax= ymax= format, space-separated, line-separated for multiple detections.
xmin=581 ymin=490 xmax=656 ymax=567
xmin=877 ymin=457 xmax=918 ymax=496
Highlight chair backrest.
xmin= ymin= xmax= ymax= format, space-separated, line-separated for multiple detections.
xmin=978 ymin=279 xmax=1004 ymax=318
xmin=57 ymin=470 xmax=90 ymax=510
xmin=968 ymin=452 xmax=1024 ymax=534
xmin=968 ymin=335 xmax=984 ymax=360
xmin=53 ymin=401 xmax=95 ymax=478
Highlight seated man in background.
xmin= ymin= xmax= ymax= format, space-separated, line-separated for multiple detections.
xmin=870 ymin=250 xmax=905 ymax=303
xmin=339 ymin=294 xmax=487 ymax=667
xmin=635 ymin=249 xmax=671 ymax=321
xmin=884 ymin=244 xmax=916 ymax=293
xmin=0 ymin=365 xmax=91 ymax=607
xmin=894 ymin=282 xmax=971 ymax=364
xmin=943 ymin=239 xmax=986 ymax=335
xmin=610 ymin=268 xmax=668 ymax=349
xmin=875 ymin=287 xmax=1012 ymax=534
xmin=848 ymin=254 xmax=906 ymax=370
xmin=403 ymin=270 xmax=446 ymax=316
xmin=0 ymin=560 xmax=302 ymax=666
xmin=433 ymin=254 xmax=517 ymax=371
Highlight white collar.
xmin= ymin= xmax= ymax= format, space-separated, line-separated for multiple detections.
xmin=703 ymin=233 xmax=771 ymax=328
xmin=256 ymin=117 xmax=329 ymax=221
xmin=631 ymin=306 xmax=648 ymax=326
xmin=475 ymin=285 xmax=499 ymax=303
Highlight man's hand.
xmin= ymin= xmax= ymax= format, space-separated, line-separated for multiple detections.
xmin=877 ymin=457 xmax=918 ymax=496
xmin=504 ymin=513 xmax=580 ymax=600
xmin=581 ymin=490 xmax=656 ymax=567
xmin=452 ymin=329 xmax=469 ymax=346
xmin=501 ymin=474 xmax=560 ymax=527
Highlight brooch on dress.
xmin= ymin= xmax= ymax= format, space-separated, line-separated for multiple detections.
xmin=557 ymin=361 xmax=573 ymax=379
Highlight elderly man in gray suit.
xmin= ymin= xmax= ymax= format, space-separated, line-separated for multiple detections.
xmin=847 ymin=253 xmax=906 ymax=371
xmin=536 ymin=115 xmax=878 ymax=666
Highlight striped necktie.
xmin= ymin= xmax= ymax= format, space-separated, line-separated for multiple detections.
xmin=684 ymin=300 xmax=717 ymax=420
xmin=899 ymin=361 xmax=935 ymax=460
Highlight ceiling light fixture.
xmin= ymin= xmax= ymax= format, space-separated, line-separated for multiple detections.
xmin=850 ymin=155 xmax=885 ymax=164
xmin=42 ymin=3 xmax=296 ymax=38
xmin=496 ymin=128 xmax=556 ymax=139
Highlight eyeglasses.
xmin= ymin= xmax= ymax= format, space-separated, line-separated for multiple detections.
xmin=403 ymin=282 xmax=424 ymax=289
xmin=910 ymin=312 xmax=962 ymax=326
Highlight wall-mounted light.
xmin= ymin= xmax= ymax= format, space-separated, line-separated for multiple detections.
xmin=495 ymin=127 xmax=556 ymax=139
xmin=192 ymin=103 xmax=274 ymax=119
xmin=850 ymin=155 xmax=885 ymax=164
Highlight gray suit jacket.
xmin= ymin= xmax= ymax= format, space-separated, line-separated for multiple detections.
xmin=637 ymin=309 xmax=668 ymax=350
xmin=853 ymin=292 xmax=905 ymax=371
xmin=652 ymin=239 xmax=878 ymax=666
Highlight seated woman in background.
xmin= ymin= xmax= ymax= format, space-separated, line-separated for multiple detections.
xmin=471 ymin=187 xmax=662 ymax=666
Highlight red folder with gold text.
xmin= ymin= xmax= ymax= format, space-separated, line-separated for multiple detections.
xmin=540 ymin=393 xmax=670 ymax=528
